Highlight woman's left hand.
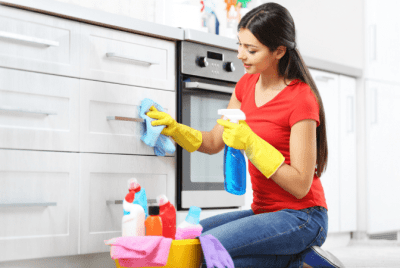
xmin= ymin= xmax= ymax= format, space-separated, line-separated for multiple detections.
xmin=216 ymin=119 xmax=253 ymax=150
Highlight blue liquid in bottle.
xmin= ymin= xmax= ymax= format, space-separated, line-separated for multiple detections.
xmin=223 ymin=144 xmax=246 ymax=195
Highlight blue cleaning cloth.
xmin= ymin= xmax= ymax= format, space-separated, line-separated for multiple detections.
xmin=139 ymin=98 xmax=176 ymax=156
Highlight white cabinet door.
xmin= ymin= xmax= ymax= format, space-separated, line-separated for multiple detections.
xmin=310 ymin=69 xmax=340 ymax=233
xmin=80 ymin=79 xmax=176 ymax=155
xmin=365 ymin=80 xmax=400 ymax=234
xmin=0 ymin=149 xmax=79 ymax=262
xmin=338 ymin=75 xmax=357 ymax=232
xmin=0 ymin=68 xmax=80 ymax=152
xmin=365 ymin=0 xmax=400 ymax=83
xmin=80 ymin=23 xmax=176 ymax=91
xmin=79 ymin=153 xmax=175 ymax=254
xmin=0 ymin=6 xmax=80 ymax=77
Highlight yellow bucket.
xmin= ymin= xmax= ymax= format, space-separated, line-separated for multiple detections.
xmin=114 ymin=239 xmax=203 ymax=268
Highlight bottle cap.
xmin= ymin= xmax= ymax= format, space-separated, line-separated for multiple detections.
xmin=185 ymin=206 xmax=202 ymax=225
xmin=128 ymin=178 xmax=141 ymax=193
xmin=156 ymin=194 xmax=169 ymax=206
xmin=148 ymin=206 xmax=160 ymax=216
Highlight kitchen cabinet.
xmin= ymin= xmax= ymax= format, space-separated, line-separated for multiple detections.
xmin=79 ymin=153 xmax=175 ymax=254
xmin=365 ymin=0 xmax=400 ymax=84
xmin=309 ymin=69 xmax=357 ymax=234
xmin=0 ymin=68 xmax=80 ymax=152
xmin=0 ymin=149 xmax=80 ymax=262
xmin=0 ymin=5 xmax=80 ymax=77
xmin=365 ymin=80 xmax=400 ymax=234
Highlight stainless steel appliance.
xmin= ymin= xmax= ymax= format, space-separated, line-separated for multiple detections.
xmin=176 ymin=40 xmax=245 ymax=210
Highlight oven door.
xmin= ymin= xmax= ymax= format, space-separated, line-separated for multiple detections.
xmin=177 ymin=76 xmax=245 ymax=209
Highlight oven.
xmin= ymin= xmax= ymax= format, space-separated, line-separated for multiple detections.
xmin=176 ymin=40 xmax=245 ymax=210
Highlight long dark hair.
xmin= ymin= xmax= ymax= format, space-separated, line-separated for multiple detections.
xmin=238 ymin=2 xmax=328 ymax=178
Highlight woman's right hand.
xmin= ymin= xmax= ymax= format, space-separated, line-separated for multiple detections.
xmin=146 ymin=106 xmax=177 ymax=137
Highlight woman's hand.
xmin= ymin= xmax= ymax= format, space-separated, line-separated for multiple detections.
xmin=216 ymin=119 xmax=252 ymax=150
xmin=146 ymin=106 xmax=177 ymax=136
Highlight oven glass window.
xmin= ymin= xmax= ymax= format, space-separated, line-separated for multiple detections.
xmin=183 ymin=90 xmax=230 ymax=183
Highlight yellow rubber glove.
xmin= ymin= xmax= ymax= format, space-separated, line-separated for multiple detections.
xmin=217 ymin=119 xmax=285 ymax=179
xmin=146 ymin=106 xmax=202 ymax=153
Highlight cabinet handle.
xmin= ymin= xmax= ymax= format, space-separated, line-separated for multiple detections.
xmin=106 ymin=199 xmax=157 ymax=205
xmin=0 ymin=202 xmax=57 ymax=208
xmin=106 ymin=53 xmax=159 ymax=65
xmin=0 ymin=107 xmax=57 ymax=116
xmin=347 ymin=96 xmax=354 ymax=133
xmin=369 ymin=25 xmax=377 ymax=61
xmin=0 ymin=31 xmax=59 ymax=47
xmin=106 ymin=116 xmax=144 ymax=122
xmin=185 ymin=82 xmax=234 ymax=94
xmin=315 ymin=76 xmax=335 ymax=82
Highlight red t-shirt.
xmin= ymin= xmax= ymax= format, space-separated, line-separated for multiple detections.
xmin=235 ymin=73 xmax=328 ymax=214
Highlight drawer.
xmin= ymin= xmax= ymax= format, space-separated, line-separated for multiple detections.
xmin=0 ymin=6 xmax=80 ymax=77
xmin=80 ymin=79 xmax=176 ymax=155
xmin=0 ymin=149 xmax=79 ymax=262
xmin=79 ymin=153 xmax=175 ymax=254
xmin=80 ymin=23 xmax=176 ymax=91
xmin=0 ymin=68 xmax=80 ymax=152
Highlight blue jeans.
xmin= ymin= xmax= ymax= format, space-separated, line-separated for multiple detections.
xmin=199 ymin=206 xmax=328 ymax=268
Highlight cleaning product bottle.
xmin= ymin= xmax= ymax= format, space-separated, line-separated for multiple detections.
xmin=129 ymin=178 xmax=149 ymax=219
xmin=122 ymin=181 xmax=145 ymax=237
xmin=175 ymin=206 xmax=203 ymax=240
xmin=145 ymin=206 xmax=163 ymax=236
xmin=157 ymin=194 xmax=176 ymax=240
xmin=218 ymin=109 xmax=247 ymax=195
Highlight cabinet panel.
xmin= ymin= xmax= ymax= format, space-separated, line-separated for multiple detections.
xmin=310 ymin=69 xmax=340 ymax=233
xmin=0 ymin=68 xmax=79 ymax=152
xmin=79 ymin=153 xmax=175 ymax=254
xmin=79 ymin=79 xmax=176 ymax=155
xmin=365 ymin=80 xmax=400 ymax=234
xmin=0 ymin=6 xmax=80 ymax=77
xmin=338 ymin=75 xmax=357 ymax=232
xmin=80 ymin=23 xmax=176 ymax=91
xmin=0 ymin=149 xmax=79 ymax=262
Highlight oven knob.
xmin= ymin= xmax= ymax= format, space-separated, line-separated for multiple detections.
xmin=197 ymin=57 xmax=208 ymax=67
xmin=224 ymin=62 xmax=235 ymax=72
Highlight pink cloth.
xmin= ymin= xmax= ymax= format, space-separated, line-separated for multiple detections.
xmin=175 ymin=226 xmax=203 ymax=240
xmin=104 ymin=236 xmax=172 ymax=267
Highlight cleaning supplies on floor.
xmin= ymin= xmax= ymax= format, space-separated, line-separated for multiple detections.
xmin=199 ymin=234 xmax=234 ymax=268
xmin=122 ymin=179 xmax=145 ymax=237
xmin=145 ymin=206 xmax=163 ymax=236
xmin=157 ymin=194 xmax=176 ymax=240
xmin=218 ymin=109 xmax=247 ymax=195
xmin=139 ymin=98 xmax=176 ymax=156
xmin=105 ymin=236 xmax=172 ymax=268
xmin=175 ymin=206 xmax=203 ymax=240
xmin=129 ymin=178 xmax=149 ymax=219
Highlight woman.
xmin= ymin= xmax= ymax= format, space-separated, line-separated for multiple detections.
xmin=147 ymin=2 xmax=344 ymax=267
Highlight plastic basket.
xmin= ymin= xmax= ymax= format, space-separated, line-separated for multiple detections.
xmin=114 ymin=238 xmax=203 ymax=268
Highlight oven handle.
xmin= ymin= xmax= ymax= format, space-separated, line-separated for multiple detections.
xmin=184 ymin=82 xmax=234 ymax=94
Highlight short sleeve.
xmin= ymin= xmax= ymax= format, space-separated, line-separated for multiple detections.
xmin=289 ymin=87 xmax=320 ymax=127
xmin=234 ymin=73 xmax=250 ymax=102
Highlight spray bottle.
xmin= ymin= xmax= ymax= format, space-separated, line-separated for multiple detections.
xmin=218 ymin=109 xmax=247 ymax=195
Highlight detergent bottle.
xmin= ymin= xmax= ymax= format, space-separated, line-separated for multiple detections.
xmin=145 ymin=206 xmax=163 ymax=236
xmin=175 ymin=206 xmax=203 ymax=240
xmin=129 ymin=178 xmax=149 ymax=219
xmin=157 ymin=194 xmax=176 ymax=240
xmin=218 ymin=109 xmax=247 ymax=195
xmin=122 ymin=181 xmax=145 ymax=237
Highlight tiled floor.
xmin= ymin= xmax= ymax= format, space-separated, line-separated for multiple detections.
xmin=327 ymin=240 xmax=400 ymax=268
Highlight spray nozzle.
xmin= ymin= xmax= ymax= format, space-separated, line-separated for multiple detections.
xmin=218 ymin=109 xmax=246 ymax=124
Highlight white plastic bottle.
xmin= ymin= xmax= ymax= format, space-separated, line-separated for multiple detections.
xmin=122 ymin=180 xmax=145 ymax=237
xmin=175 ymin=206 xmax=203 ymax=240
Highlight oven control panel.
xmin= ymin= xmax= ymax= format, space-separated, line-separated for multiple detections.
xmin=180 ymin=41 xmax=244 ymax=82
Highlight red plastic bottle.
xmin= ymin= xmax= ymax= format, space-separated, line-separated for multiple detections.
xmin=157 ymin=194 xmax=176 ymax=240
xmin=145 ymin=206 xmax=163 ymax=236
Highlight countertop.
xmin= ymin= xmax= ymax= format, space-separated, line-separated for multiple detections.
xmin=0 ymin=0 xmax=362 ymax=77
